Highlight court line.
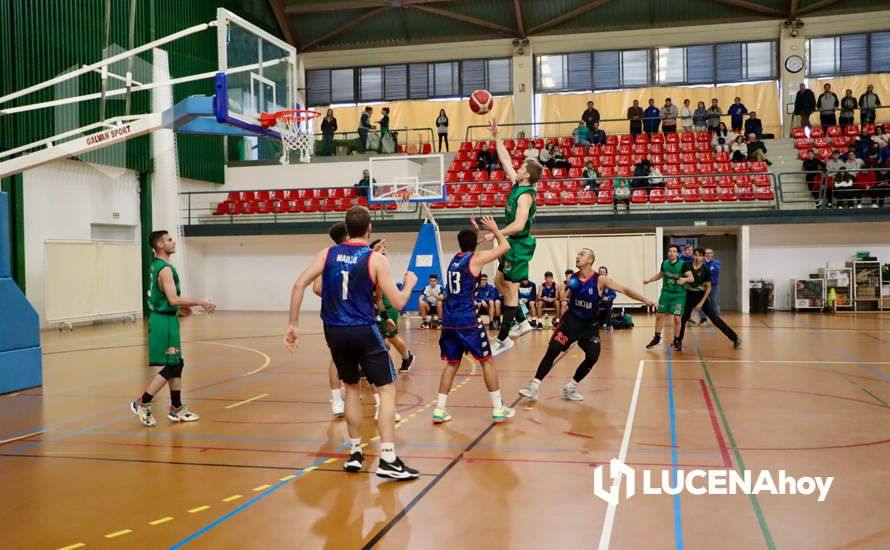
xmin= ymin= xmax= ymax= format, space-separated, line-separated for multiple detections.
xmin=665 ymin=347 xmax=685 ymax=550
xmin=0 ymin=430 xmax=47 ymax=447
xmin=195 ymin=341 xmax=272 ymax=376
xmin=699 ymin=380 xmax=732 ymax=468
xmin=224 ymin=393 xmax=269 ymax=409
xmin=597 ymin=359 xmax=645 ymax=550
xmin=835 ymin=526 xmax=890 ymax=549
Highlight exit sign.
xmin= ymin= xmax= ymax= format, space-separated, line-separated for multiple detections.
xmin=694 ymin=220 xmax=707 ymax=227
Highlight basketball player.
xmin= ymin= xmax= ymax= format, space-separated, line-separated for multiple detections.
xmin=486 ymin=118 xmax=544 ymax=355
xmin=284 ymin=207 xmax=419 ymax=480
xmin=674 ymin=247 xmax=741 ymax=351
xmin=130 ymin=230 xmax=216 ymax=426
xmin=537 ymin=271 xmax=559 ymax=327
xmin=519 ymin=248 xmax=654 ymax=401
xmin=434 ymin=216 xmax=515 ymax=424
xmin=643 ymin=244 xmax=693 ymax=350
xmin=316 ymin=222 xmax=348 ymax=417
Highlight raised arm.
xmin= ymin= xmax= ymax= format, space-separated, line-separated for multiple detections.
xmin=159 ymin=267 xmax=215 ymax=312
xmin=491 ymin=119 xmax=516 ymax=182
xmin=470 ymin=216 xmax=510 ymax=273
xmin=643 ymin=270 xmax=663 ymax=285
xmin=601 ymin=277 xmax=655 ymax=308
xmin=284 ymin=248 xmax=328 ymax=352
xmin=371 ymin=252 xmax=418 ymax=311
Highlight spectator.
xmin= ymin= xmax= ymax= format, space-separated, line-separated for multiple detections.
xmin=793 ymin=83 xmax=817 ymax=128
xmin=855 ymin=130 xmax=872 ymax=159
xmin=680 ymin=99 xmax=693 ymax=132
xmin=378 ymin=107 xmax=394 ymax=153
xmin=354 ymin=169 xmax=374 ymax=198
xmin=859 ymin=84 xmax=881 ymax=125
xmin=550 ymin=146 xmax=571 ymax=170
xmin=707 ymin=98 xmax=722 ymax=133
xmin=537 ymin=272 xmax=560 ymax=327
xmin=802 ymin=149 xmax=826 ymax=206
xmin=436 ymin=109 xmax=449 ymax=152
xmin=746 ymin=133 xmax=771 ymax=165
xmin=573 ymin=120 xmax=591 ymax=146
xmin=730 ymin=135 xmax=748 ymax=162
xmin=839 ymin=89 xmax=857 ymax=130
xmin=840 ymin=144 xmax=856 ymax=161
xmin=743 ymin=111 xmax=763 ymax=140
xmin=632 ymin=159 xmax=650 ymax=189
xmin=418 ymin=274 xmax=444 ymax=328
xmin=679 ymin=244 xmax=694 ymax=264
xmin=873 ymin=126 xmax=889 ymax=148
xmin=704 ymin=249 xmax=722 ymax=318
xmin=826 ymin=149 xmax=845 ymax=176
xmin=539 ymin=142 xmax=553 ymax=167
xmin=644 ymin=99 xmax=661 ymax=135
xmin=582 ymin=161 xmax=599 ymax=190
xmin=476 ymin=148 xmax=493 ymax=171
xmin=357 ymin=106 xmax=376 ymax=153
xmin=627 ymin=99 xmax=645 ymax=135
xmin=613 ymin=178 xmax=631 ymax=212
xmin=833 ymin=168 xmax=855 ymax=208
xmin=320 ymin=109 xmax=337 ymax=156
xmin=589 ymin=121 xmax=607 ymax=146
xmin=474 ymin=273 xmax=501 ymax=329
xmin=727 ymin=97 xmax=748 ymax=133
xmin=597 ymin=266 xmax=617 ymax=332
xmin=518 ymin=278 xmax=540 ymax=329
xmin=582 ymin=100 xmax=600 ymax=133
xmin=649 ymin=165 xmax=664 ymax=188
xmin=817 ymin=83 xmax=839 ymax=128
xmin=524 ymin=143 xmax=540 ymax=160
xmin=712 ymin=122 xmax=732 ymax=152
xmin=661 ymin=98 xmax=679 ymax=133
xmin=692 ymin=101 xmax=708 ymax=131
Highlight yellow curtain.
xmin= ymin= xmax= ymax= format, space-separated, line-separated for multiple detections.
xmin=538 ymin=82 xmax=782 ymax=137
xmin=312 ymin=97 xmax=513 ymax=150
xmin=809 ymin=73 xmax=890 ymax=123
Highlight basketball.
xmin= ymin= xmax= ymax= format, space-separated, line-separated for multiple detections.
xmin=468 ymin=89 xmax=494 ymax=115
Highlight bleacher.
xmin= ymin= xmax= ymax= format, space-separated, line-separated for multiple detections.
xmin=792 ymin=123 xmax=889 ymax=195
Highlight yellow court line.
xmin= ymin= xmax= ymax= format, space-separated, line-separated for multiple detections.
xmin=252 ymin=484 xmax=271 ymax=492
xmin=188 ymin=505 xmax=210 ymax=514
xmin=222 ymin=494 xmax=243 ymax=502
xmin=324 ymin=458 xmax=337 ymax=464
xmin=57 ymin=544 xmax=86 ymax=550
xmin=279 ymin=475 xmax=296 ymax=481
xmin=104 ymin=529 xmax=132 ymax=539
xmin=303 ymin=466 xmax=318 ymax=472
xmin=0 ymin=429 xmax=48 ymax=446
xmin=195 ymin=341 xmax=272 ymax=376
xmin=224 ymin=393 xmax=269 ymax=409
xmin=148 ymin=516 xmax=173 ymax=526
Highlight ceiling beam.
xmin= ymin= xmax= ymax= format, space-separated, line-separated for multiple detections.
xmin=302 ymin=6 xmax=390 ymax=50
xmin=285 ymin=1 xmax=387 ymax=15
xmin=798 ymin=0 xmax=842 ymax=15
xmin=513 ymin=0 xmax=525 ymax=36
xmin=527 ymin=0 xmax=612 ymax=34
xmin=710 ymin=0 xmax=787 ymax=17
xmin=410 ymin=4 xmax=519 ymax=35
xmin=789 ymin=0 xmax=799 ymax=17
xmin=267 ymin=0 xmax=297 ymax=47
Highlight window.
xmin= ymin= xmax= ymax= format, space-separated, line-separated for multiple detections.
xmin=384 ymin=65 xmax=407 ymax=100
xmin=742 ymin=41 xmax=775 ymax=80
xmin=621 ymin=50 xmax=650 ymax=87
xmin=359 ymin=67 xmax=382 ymax=101
xmin=807 ymin=31 xmax=890 ymax=76
xmin=566 ymin=53 xmax=592 ymax=91
xmin=873 ymin=32 xmax=890 ymax=73
xmin=593 ymin=51 xmax=620 ymax=90
xmin=461 ymin=60 xmax=486 ymax=97
xmin=408 ymin=63 xmax=428 ymax=99
xmin=429 ymin=62 xmax=459 ymax=97
xmin=656 ymin=47 xmax=685 ymax=84
xmin=330 ymin=69 xmax=354 ymax=103
xmin=306 ymin=70 xmax=331 ymax=106
xmin=487 ymin=58 xmax=512 ymax=94
xmin=686 ymin=45 xmax=714 ymax=84
xmin=537 ymin=55 xmax=565 ymax=90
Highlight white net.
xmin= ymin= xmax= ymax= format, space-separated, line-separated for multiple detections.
xmin=274 ymin=113 xmax=316 ymax=165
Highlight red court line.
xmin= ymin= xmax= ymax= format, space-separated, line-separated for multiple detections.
xmin=563 ymin=431 xmax=595 ymax=439
xmin=699 ymin=379 xmax=733 ymax=467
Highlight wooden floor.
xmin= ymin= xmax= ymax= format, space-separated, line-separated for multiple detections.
xmin=2 ymin=311 xmax=890 ymax=550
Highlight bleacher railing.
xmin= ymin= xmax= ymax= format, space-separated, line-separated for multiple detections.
xmin=776 ymin=167 xmax=890 ymax=207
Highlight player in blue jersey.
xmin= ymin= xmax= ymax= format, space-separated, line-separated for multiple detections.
xmin=537 ymin=271 xmax=559 ymax=328
xmin=285 ymin=207 xmax=420 ymax=480
xmin=519 ymin=248 xmax=654 ymax=401
xmin=433 ymin=216 xmax=515 ymax=424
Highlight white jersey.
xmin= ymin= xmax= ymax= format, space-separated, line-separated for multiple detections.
xmin=422 ymin=283 xmax=443 ymax=303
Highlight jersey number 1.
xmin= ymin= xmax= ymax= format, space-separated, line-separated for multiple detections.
xmin=341 ymin=271 xmax=349 ymax=300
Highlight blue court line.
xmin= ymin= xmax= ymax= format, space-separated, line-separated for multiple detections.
xmin=796 ymin=320 xmax=890 ymax=383
xmin=666 ymin=345 xmax=685 ymax=550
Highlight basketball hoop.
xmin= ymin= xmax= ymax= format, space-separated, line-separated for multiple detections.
xmin=260 ymin=109 xmax=321 ymax=165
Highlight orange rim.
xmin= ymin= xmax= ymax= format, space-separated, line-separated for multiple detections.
xmin=260 ymin=109 xmax=321 ymax=128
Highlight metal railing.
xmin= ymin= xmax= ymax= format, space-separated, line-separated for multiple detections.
xmin=776 ymin=167 xmax=890 ymax=208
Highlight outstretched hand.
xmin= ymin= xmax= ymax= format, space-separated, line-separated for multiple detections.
xmin=479 ymin=215 xmax=500 ymax=234
xmin=489 ymin=118 xmax=499 ymax=138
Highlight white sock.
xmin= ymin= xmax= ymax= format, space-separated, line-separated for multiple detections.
xmin=332 ymin=389 xmax=344 ymax=404
xmin=489 ymin=390 xmax=503 ymax=409
xmin=425 ymin=315 xmax=431 ymax=322
xmin=380 ymin=442 xmax=396 ymax=463
xmin=349 ymin=437 xmax=362 ymax=454
xmin=437 ymin=393 xmax=448 ymax=410
xmin=374 ymin=393 xmax=380 ymax=407
xmin=530 ymin=378 xmax=542 ymax=388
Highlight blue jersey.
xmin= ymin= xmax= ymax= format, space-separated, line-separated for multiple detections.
xmin=518 ymin=282 xmax=537 ymax=302
xmin=475 ymin=283 xmax=495 ymax=302
xmin=540 ymin=282 xmax=557 ymax=299
xmin=566 ymin=272 xmax=601 ymax=322
xmin=320 ymin=243 xmax=376 ymax=327
xmin=443 ymin=252 xmax=478 ymax=329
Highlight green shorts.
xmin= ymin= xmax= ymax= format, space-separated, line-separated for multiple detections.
xmin=148 ymin=312 xmax=182 ymax=366
xmin=657 ymin=293 xmax=686 ymax=316
xmin=498 ymin=234 xmax=536 ymax=283
xmin=377 ymin=307 xmax=399 ymax=339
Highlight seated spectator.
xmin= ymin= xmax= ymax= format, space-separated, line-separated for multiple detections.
xmin=730 ymin=135 xmax=748 ymax=162
xmin=524 ymin=145 xmax=540 ymax=159
xmin=661 ymin=98 xmax=679 ymax=133
xmin=692 ymin=101 xmax=708 ymax=132
xmin=613 ymin=178 xmax=631 ymax=212
xmin=649 ymin=165 xmax=664 ymax=188
xmin=802 ymin=149 xmax=826 ymax=206
xmin=866 ymin=142 xmax=881 ymax=169
xmin=746 ymin=134 xmax=771 ymax=165
xmin=582 ymin=161 xmax=599 ymax=190
xmin=354 ymin=169 xmax=374 ymax=198
xmin=474 ymin=273 xmax=501 ymax=329
xmin=728 ymin=97 xmax=748 ymax=133
xmin=476 ymin=148 xmax=493 ymax=171
xmin=537 ymin=272 xmax=560 ymax=326
xmin=680 ymin=99 xmax=693 ymax=132
xmin=550 ymin=146 xmax=571 ymax=170
xmin=833 ymin=168 xmax=855 ymax=208
xmin=839 ymin=89 xmax=857 ymax=130
xmin=872 ymin=126 xmax=889 ymax=148
xmin=712 ymin=122 xmax=733 ymax=152
xmin=644 ymin=99 xmax=661 ymax=135
xmin=744 ymin=112 xmax=763 ymax=140
xmin=840 ymin=145 xmax=856 ymax=161
xmin=855 ymin=130 xmax=872 ymax=159
xmin=826 ymin=149 xmax=845 ymax=176
xmin=589 ymin=121 xmax=607 ymax=145
xmin=632 ymin=159 xmax=651 ymax=189
xmin=418 ymin=274 xmax=444 ymax=328
xmin=707 ymin=98 xmax=722 ymax=133
xmin=539 ymin=142 xmax=554 ymax=167
xmin=573 ymin=120 xmax=591 ymax=146
xmin=597 ymin=266 xmax=617 ymax=332
xmin=518 ymin=278 xmax=540 ymax=328
xmin=627 ymin=99 xmax=645 ymax=135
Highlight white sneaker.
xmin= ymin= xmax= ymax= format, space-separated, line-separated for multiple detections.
xmin=561 ymin=384 xmax=584 ymax=401
xmin=491 ymin=337 xmax=514 ymax=357
xmin=332 ymin=400 xmax=345 ymax=417
xmin=509 ymin=320 xmax=534 ymax=339
xmin=518 ymin=380 xmax=540 ymax=400
xmin=373 ymin=406 xmax=401 ymax=421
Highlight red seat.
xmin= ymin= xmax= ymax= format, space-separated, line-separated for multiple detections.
xmin=665 ymin=133 xmax=680 ymax=144
xmin=649 ymin=188 xmax=666 ymax=203
xmin=550 ymin=167 xmax=566 ymax=178
xmin=256 ymin=200 xmax=273 ymax=214
xmin=650 ymin=134 xmax=665 ymax=144
xmin=714 ymin=152 xmax=730 ymax=163
xmin=284 ymin=199 xmax=300 ymax=213
xmin=213 ymin=201 xmax=232 ymax=215
xmin=684 ymin=188 xmax=701 ymax=202
xmin=791 ymin=127 xmax=807 ymax=138
xmin=737 ymin=186 xmax=755 ymax=201
xmin=605 ymin=135 xmax=618 ymax=146
xmin=312 ymin=188 xmax=328 ymax=199
xmin=226 ymin=192 xmax=241 ymax=201
xmin=517 ymin=138 xmax=530 ymax=149
xmin=597 ymin=190 xmax=613 ymax=204
xmin=631 ymin=189 xmax=648 ymax=203
xmin=635 ymin=134 xmax=649 ymax=144
xmin=494 ymin=193 xmax=507 ymax=207
xmin=718 ymin=187 xmax=737 ymax=201
xmin=463 ymin=194 xmax=479 ymax=208
xmin=665 ymin=143 xmax=680 ymax=154
xmin=543 ymin=191 xmax=561 ymax=206
xmin=752 ymin=174 xmax=770 ymax=186
xmin=548 ymin=180 xmax=564 ymax=192
xmin=565 ymin=180 xmax=583 ymax=191
xmin=459 ymin=141 xmax=473 ymax=152
xmin=666 ymin=177 xmax=682 ymax=189
xmin=472 ymin=170 xmax=489 ymax=182
xmin=455 ymin=150 xmax=470 ymax=162
xmin=662 ymin=165 xmax=680 ymax=176
xmin=490 ymin=169 xmax=506 ymax=181
xmin=445 ymin=171 xmax=459 ymax=183
xmin=681 ymin=177 xmax=698 ymax=189
xmin=810 ymin=127 xmax=825 ymax=137
xmin=617 ymin=165 xmax=633 ymax=177
xmin=714 ymin=162 xmax=731 ymax=173
xmin=680 ymin=132 xmax=695 ymax=142
xmin=256 ymin=190 xmax=270 ymax=201
xmin=571 ymin=145 xmax=587 ymax=157
xmin=579 ymin=190 xmax=596 ymax=205
xmin=680 ymin=163 xmax=697 ymax=175
xmin=749 ymin=161 xmax=767 ymax=173
xmin=701 ymin=187 xmax=718 ymax=202
xmin=695 ymin=131 xmax=710 ymax=142
xmin=813 ymin=137 xmax=830 ymax=148
xmin=855 ymin=171 xmax=877 ymax=188
xmin=698 ymin=176 xmax=716 ymax=188
xmin=731 ymin=162 xmax=749 ymax=173
xmin=502 ymin=139 xmax=515 ymax=149
xmin=695 ymin=142 xmax=712 ymax=153
xmin=794 ymin=138 xmax=812 ymax=149
xmin=754 ymin=186 xmax=775 ymax=200
xmin=716 ymin=176 xmax=734 ymax=188
xmin=698 ymin=162 xmax=715 ymax=173
xmin=633 ymin=143 xmax=648 ymax=155
xmin=456 ymin=171 xmax=472 ymax=183
xmin=664 ymin=153 xmax=680 ymax=164
xmin=273 ymin=200 xmax=287 ymax=214
xmin=648 ymin=143 xmax=664 ymax=155
xmin=831 ymin=137 xmax=847 ymax=148
xmin=242 ymin=191 xmax=256 ymax=201
xmin=826 ymin=125 xmax=842 ymax=137
xmin=844 ymin=125 xmax=860 ymax=137
xmin=467 ymin=183 xmax=484 ymax=195
xmin=479 ymin=193 xmax=495 ymax=208
xmin=231 ymin=201 xmax=248 ymax=215
xmin=270 ymin=190 xmax=285 ymax=200
xmin=562 ymin=191 xmax=579 ymax=205
xmin=619 ymin=134 xmax=634 ymax=144
xmin=616 ymin=155 xmax=632 ymax=166
xmin=666 ymin=188 xmax=683 ymax=202
xmin=679 ymin=142 xmax=695 ymax=154
xmin=617 ymin=143 xmax=632 ymax=155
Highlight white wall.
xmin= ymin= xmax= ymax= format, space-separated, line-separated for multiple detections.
xmin=749 ymin=222 xmax=890 ymax=310
xmin=23 ymin=159 xmax=140 ymax=325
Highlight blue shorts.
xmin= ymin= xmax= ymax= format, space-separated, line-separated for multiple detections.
xmin=323 ymin=324 xmax=397 ymax=387
xmin=439 ymin=323 xmax=491 ymax=363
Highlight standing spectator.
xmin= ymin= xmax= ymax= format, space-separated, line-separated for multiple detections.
xmin=692 ymin=101 xmax=708 ymax=132
xmin=730 ymin=135 xmax=748 ymax=162
xmin=377 ymin=107 xmax=393 ymax=153
xmin=839 ymin=89 xmax=857 ymax=130
xmin=627 ymin=99 xmax=645 ymax=135
xmin=704 ymin=249 xmax=721 ymax=318
xmin=727 ymin=97 xmax=748 ymax=133
xmin=712 ymin=122 xmax=732 ymax=152
xmin=817 ymin=83 xmax=839 ymax=128
xmin=802 ymin=149 xmax=826 ymax=206
xmin=859 ymin=84 xmax=882 ymax=125
xmin=597 ymin=266 xmax=617 ymax=332
xmin=613 ymin=178 xmax=631 ymax=212
xmin=436 ymin=109 xmax=449 ymax=152
xmin=320 ymin=109 xmax=337 ymax=156
xmin=746 ymin=134 xmax=771 ymax=165
xmin=680 ymin=99 xmax=693 ymax=132
xmin=573 ymin=120 xmax=591 ymax=146
xmin=582 ymin=161 xmax=598 ymax=191
xmin=661 ymin=98 xmax=679 ymax=133
xmin=354 ymin=169 xmax=374 ymax=198
xmin=589 ymin=121 xmax=607 ymax=146
xmin=357 ymin=106 xmax=376 ymax=153
xmin=793 ymin=83 xmax=817 ymax=128
xmin=679 ymin=244 xmax=694 ymax=265
xmin=644 ymin=99 xmax=661 ymax=135
xmin=707 ymin=98 xmax=722 ymax=133
xmin=582 ymin=101 xmax=600 ymax=133
xmin=744 ymin=111 xmax=763 ymax=140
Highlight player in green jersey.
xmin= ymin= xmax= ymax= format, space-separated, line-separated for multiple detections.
xmin=131 ymin=230 xmax=215 ymax=427
xmin=643 ymin=244 xmax=692 ymax=350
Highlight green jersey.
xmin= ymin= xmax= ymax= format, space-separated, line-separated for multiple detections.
xmin=148 ymin=258 xmax=180 ymax=314
xmin=505 ymin=183 xmax=536 ymax=239
xmin=660 ymin=259 xmax=686 ymax=296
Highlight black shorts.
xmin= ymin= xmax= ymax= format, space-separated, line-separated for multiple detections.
xmin=550 ymin=312 xmax=598 ymax=352
xmin=323 ymin=324 xmax=396 ymax=387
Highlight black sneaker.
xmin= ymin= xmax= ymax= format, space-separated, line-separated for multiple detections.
xmin=344 ymin=451 xmax=364 ymax=472
xmin=399 ymin=352 xmax=415 ymax=373
xmin=733 ymin=338 xmax=742 ymax=349
xmin=645 ymin=336 xmax=661 ymax=350
xmin=420 ymin=321 xmax=430 ymax=329
xmin=376 ymin=456 xmax=420 ymax=480
xmin=672 ymin=338 xmax=682 ymax=352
